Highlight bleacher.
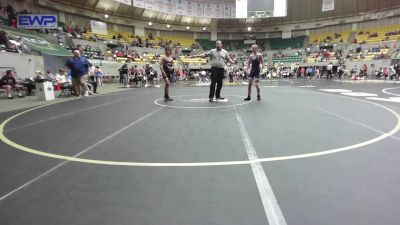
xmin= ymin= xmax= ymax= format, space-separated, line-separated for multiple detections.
xmin=65 ymin=44 xmax=104 ymax=59
xmin=348 ymin=47 xmax=390 ymax=61
xmin=309 ymin=31 xmax=350 ymax=45
xmin=272 ymin=55 xmax=302 ymax=64
xmin=269 ymin=36 xmax=305 ymax=50
xmin=82 ymin=31 xmax=196 ymax=49
xmin=197 ymin=39 xmax=215 ymax=51
xmin=180 ymin=56 xmax=208 ymax=65
xmin=82 ymin=31 xmax=132 ymax=44
xmin=0 ymin=17 xmax=8 ymax=26
xmin=355 ymin=25 xmax=400 ymax=44
xmin=162 ymin=36 xmax=195 ymax=49
xmin=227 ymin=40 xmax=252 ymax=51
xmin=305 ymin=51 xmax=338 ymax=63
xmin=197 ymin=39 xmax=252 ymax=51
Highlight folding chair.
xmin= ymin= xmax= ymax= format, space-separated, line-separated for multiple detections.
xmin=59 ymin=83 xmax=72 ymax=97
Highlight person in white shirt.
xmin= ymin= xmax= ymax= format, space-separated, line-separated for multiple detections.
xmin=326 ymin=63 xmax=333 ymax=79
xmin=55 ymin=68 xmax=72 ymax=90
xmin=55 ymin=68 xmax=67 ymax=84
xmin=195 ymin=40 xmax=236 ymax=102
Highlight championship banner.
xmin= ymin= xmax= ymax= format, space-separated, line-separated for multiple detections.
xmin=282 ymin=30 xmax=291 ymax=39
xmin=230 ymin=2 xmax=236 ymax=18
xmin=175 ymin=0 xmax=185 ymax=15
xmin=235 ymin=0 xmax=247 ymax=18
xmin=223 ymin=1 xmax=231 ymax=19
xmin=115 ymin=0 xmax=132 ymax=5
xmin=90 ymin=20 xmax=108 ymax=35
xmin=165 ymin=0 xmax=175 ymax=14
xmin=145 ymin=0 xmax=156 ymax=10
xmin=212 ymin=1 xmax=223 ymax=18
xmin=194 ymin=0 xmax=204 ymax=17
xmin=155 ymin=0 xmax=166 ymax=12
xmin=133 ymin=0 xmax=145 ymax=8
xmin=184 ymin=0 xmax=195 ymax=16
xmin=203 ymin=0 xmax=213 ymax=18
xmin=322 ymin=0 xmax=334 ymax=12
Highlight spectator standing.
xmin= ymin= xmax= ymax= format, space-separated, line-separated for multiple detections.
xmin=95 ymin=66 xmax=103 ymax=86
xmin=327 ymin=63 xmax=333 ymax=79
xmin=65 ymin=50 xmax=92 ymax=96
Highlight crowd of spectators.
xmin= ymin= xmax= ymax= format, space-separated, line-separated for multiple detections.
xmin=307 ymin=49 xmax=342 ymax=62
xmin=354 ymin=29 xmax=400 ymax=44
xmin=346 ymin=45 xmax=390 ymax=60
xmin=0 ymin=4 xmax=18 ymax=28
xmin=0 ymin=30 xmax=19 ymax=53
xmin=273 ymin=49 xmax=302 ymax=58
xmin=385 ymin=30 xmax=400 ymax=37
xmin=324 ymin=33 xmax=344 ymax=44
xmin=64 ymin=24 xmax=89 ymax=39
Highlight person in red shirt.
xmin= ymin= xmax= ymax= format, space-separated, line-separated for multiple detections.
xmin=183 ymin=71 xmax=187 ymax=80
xmin=11 ymin=17 xmax=17 ymax=28
xmin=362 ymin=64 xmax=368 ymax=77
xmin=300 ymin=67 xmax=305 ymax=77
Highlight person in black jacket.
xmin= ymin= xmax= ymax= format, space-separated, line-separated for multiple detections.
xmin=119 ymin=63 xmax=128 ymax=85
xmin=1 ymin=70 xmax=23 ymax=99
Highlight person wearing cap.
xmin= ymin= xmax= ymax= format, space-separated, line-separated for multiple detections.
xmin=195 ymin=40 xmax=235 ymax=102
xmin=1 ymin=70 xmax=24 ymax=99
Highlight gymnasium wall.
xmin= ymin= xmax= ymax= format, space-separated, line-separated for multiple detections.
xmin=345 ymin=59 xmax=392 ymax=75
xmin=0 ymin=52 xmax=44 ymax=79
xmin=71 ymin=39 xmax=108 ymax=52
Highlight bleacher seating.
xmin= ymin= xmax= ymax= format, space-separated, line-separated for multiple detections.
xmin=197 ymin=39 xmax=251 ymax=51
xmin=0 ymin=17 xmax=8 ymax=26
xmin=65 ymin=44 xmax=104 ymax=60
xmin=180 ymin=56 xmax=208 ymax=65
xmin=355 ymin=25 xmax=400 ymax=44
xmin=161 ymin=36 xmax=195 ymax=49
xmin=197 ymin=39 xmax=215 ymax=51
xmin=347 ymin=47 xmax=390 ymax=61
xmin=272 ymin=55 xmax=302 ymax=64
xmin=269 ymin=36 xmax=305 ymax=50
xmin=305 ymin=50 xmax=339 ymax=63
xmin=83 ymin=46 xmax=103 ymax=59
xmin=73 ymin=26 xmax=397 ymax=65
xmin=82 ymin=31 xmax=196 ymax=49
xmin=309 ymin=31 xmax=350 ymax=45
xmin=225 ymin=40 xmax=252 ymax=51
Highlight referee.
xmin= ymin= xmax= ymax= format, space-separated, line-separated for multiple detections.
xmin=196 ymin=40 xmax=235 ymax=102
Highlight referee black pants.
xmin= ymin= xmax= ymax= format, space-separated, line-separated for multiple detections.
xmin=209 ymin=67 xmax=225 ymax=99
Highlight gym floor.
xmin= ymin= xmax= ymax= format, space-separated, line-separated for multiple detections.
xmin=0 ymin=79 xmax=400 ymax=225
